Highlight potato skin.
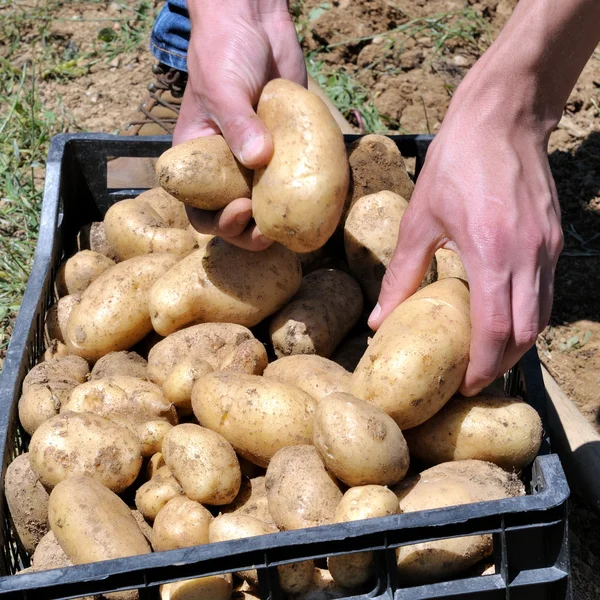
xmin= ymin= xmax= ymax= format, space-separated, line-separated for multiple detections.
xmin=160 ymin=575 xmax=232 ymax=600
xmin=162 ymin=357 xmax=214 ymax=415
xmin=149 ymin=238 xmax=302 ymax=335
xmin=192 ymin=372 xmax=317 ymax=467
xmin=56 ymin=250 xmax=116 ymax=296
xmin=404 ymin=395 xmax=542 ymax=471
xmin=162 ymin=423 xmax=241 ymax=505
xmin=152 ymin=496 xmax=213 ymax=551
xmin=29 ymin=412 xmax=142 ymax=492
xmin=265 ymin=445 xmax=342 ymax=530
xmin=77 ymin=221 xmax=118 ymax=260
xmin=313 ymin=393 xmax=409 ymax=487
xmin=91 ymin=351 xmax=148 ymax=380
xmin=49 ymin=475 xmax=151 ymax=563
xmin=269 ymin=269 xmax=363 ymax=358
xmin=45 ymin=294 xmax=80 ymax=344
xmin=65 ymin=254 xmax=178 ymax=361
xmin=135 ymin=465 xmax=184 ymax=521
xmin=31 ymin=531 xmax=71 ymax=570
xmin=351 ymin=278 xmax=471 ymax=429
xmin=223 ymin=476 xmax=275 ymax=526
xmin=435 ymin=248 xmax=468 ymax=281
xmin=219 ymin=338 xmax=268 ymax=376
xmin=5 ymin=453 xmax=49 ymax=553
xmin=263 ymin=355 xmax=351 ymax=402
xmin=253 ymin=79 xmax=349 ymax=252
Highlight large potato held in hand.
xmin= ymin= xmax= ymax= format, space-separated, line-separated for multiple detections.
xmin=156 ymin=135 xmax=252 ymax=210
xmin=351 ymin=278 xmax=471 ymax=429
xmin=148 ymin=238 xmax=301 ymax=335
xmin=253 ymin=79 xmax=349 ymax=252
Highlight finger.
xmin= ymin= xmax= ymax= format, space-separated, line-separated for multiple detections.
xmin=173 ymin=85 xmax=220 ymax=145
xmin=222 ymin=224 xmax=273 ymax=252
xmin=185 ymin=205 xmax=218 ymax=235
xmin=459 ymin=273 xmax=512 ymax=396
xmin=368 ymin=206 xmax=440 ymax=330
xmin=213 ymin=198 xmax=253 ymax=238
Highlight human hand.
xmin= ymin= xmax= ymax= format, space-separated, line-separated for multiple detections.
xmin=367 ymin=73 xmax=563 ymax=396
xmin=175 ymin=0 xmax=306 ymax=251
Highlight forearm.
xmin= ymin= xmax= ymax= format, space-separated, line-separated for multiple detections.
xmin=453 ymin=0 xmax=600 ymax=135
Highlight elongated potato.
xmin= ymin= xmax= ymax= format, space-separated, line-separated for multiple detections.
xmin=263 ymin=355 xmax=351 ymax=402
xmin=135 ymin=465 xmax=184 ymax=521
xmin=156 ymin=135 xmax=252 ymax=210
xmin=351 ymin=278 xmax=471 ymax=429
xmin=314 ymin=393 xmax=409 ymax=486
xmin=269 ymin=269 xmax=363 ymax=358
xmin=49 ymin=475 xmax=151 ymax=564
xmin=56 ymin=250 xmax=116 ymax=296
xmin=192 ymin=372 xmax=317 ymax=467
xmin=253 ymin=79 xmax=349 ymax=252
xmin=65 ymin=254 xmax=178 ymax=361
xmin=5 ymin=453 xmax=49 ymax=553
xmin=404 ymin=395 xmax=542 ymax=471
xmin=162 ymin=423 xmax=241 ymax=505
xmin=153 ymin=496 xmax=213 ymax=551
xmin=29 ymin=412 xmax=142 ymax=492
xmin=265 ymin=445 xmax=342 ymax=530
xmin=149 ymin=238 xmax=302 ymax=335
xmin=344 ymin=191 xmax=435 ymax=305
xmin=435 ymin=248 xmax=467 ymax=281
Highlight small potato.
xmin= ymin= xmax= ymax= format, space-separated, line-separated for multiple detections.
xmin=149 ymin=238 xmax=302 ymax=335
xmin=162 ymin=423 xmax=241 ymax=505
xmin=263 ymin=355 xmax=351 ymax=403
xmin=42 ymin=340 xmax=69 ymax=361
xmin=152 ymin=496 xmax=213 ymax=552
xmin=252 ymin=79 xmax=349 ymax=253
xmin=5 ymin=453 xmax=49 ymax=553
xmin=145 ymin=452 xmax=166 ymax=480
xmin=65 ymin=253 xmax=178 ymax=362
xmin=136 ymin=420 xmax=174 ymax=456
xmin=223 ymin=476 xmax=275 ymax=526
xmin=91 ymin=351 xmax=148 ymax=380
xmin=104 ymin=193 xmax=197 ymax=260
xmin=135 ymin=465 xmax=184 ymax=521
xmin=45 ymin=294 xmax=80 ymax=344
xmin=220 ymin=339 xmax=268 ymax=376
xmin=32 ymin=531 xmax=71 ymax=570
xmin=435 ymin=248 xmax=468 ymax=281
xmin=344 ymin=191 xmax=435 ymax=305
xmin=29 ymin=412 xmax=142 ymax=492
xmin=290 ymin=568 xmax=347 ymax=600
xmin=23 ymin=355 xmax=89 ymax=390
xmin=269 ymin=269 xmax=363 ymax=358
xmin=147 ymin=323 xmax=256 ymax=386
xmin=265 ymin=445 xmax=342 ymax=531
xmin=156 ymin=135 xmax=252 ymax=210
xmin=330 ymin=331 xmax=371 ymax=373
xmin=49 ymin=475 xmax=151 ymax=564
xmin=209 ymin=514 xmax=314 ymax=594
xmin=192 ymin=372 xmax=317 ymax=467
xmin=404 ymin=395 xmax=543 ymax=471
xmin=77 ymin=221 xmax=118 ymax=260
xmin=162 ymin=357 xmax=214 ymax=415
xmin=352 ymin=279 xmax=471 ymax=429
xmin=314 ymin=393 xmax=409 ymax=487
xmin=160 ymin=574 xmax=232 ymax=600
xmin=56 ymin=250 xmax=116 ymax=296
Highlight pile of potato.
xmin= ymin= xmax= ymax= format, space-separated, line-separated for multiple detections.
xmin=6 ymin=79 xmax=543 ymax=600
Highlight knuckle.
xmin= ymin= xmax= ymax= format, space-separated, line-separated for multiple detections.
xmin=480 ymin=314 xmax=512 ymax=344
xmin=514 ymin=325 xmax=538 ymax=349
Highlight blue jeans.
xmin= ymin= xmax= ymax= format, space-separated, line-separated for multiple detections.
xmin=150 ymin=0 xmax=191 ymax=72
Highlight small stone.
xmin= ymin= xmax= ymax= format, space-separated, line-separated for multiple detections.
xmin=452 ymin=55 xmax=469 ymax=67
xmin=108 ymin=57 xmax=120 ymax=68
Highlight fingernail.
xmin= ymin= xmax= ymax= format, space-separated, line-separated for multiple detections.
xmin=240 ymin=136 xmax=265 ymax=166
xmin=368 ymin=303 xmax=381 ymax=324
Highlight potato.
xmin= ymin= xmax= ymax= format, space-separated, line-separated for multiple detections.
xmin=220 ymin=339 xmax=268 ymax=376
xmin=32 ymin=531 xmax=71 ymax=570
xmin=91 ymin=351 xmax=148 ymax=380
xmin=152 ymin=496 xmax=213 ymax=551
xmin=289 ymin=568 xmax=347 ymax=600
xmin=49 ymin=475 xmax=151 ymax=564
xmin=140 ymin=186 xmax=190 ymax=228
xmin=394 ymin=460 xmax=524 ymax=583
xmin=330 ymin=331 xmax=371 ymax=372
xmin=344 ymin=191 xmax=435 ymax=305
xmin=223 ymin=476 xmax=275 ymax=526
xmin=351 ymin=278 xmax=471 ymax=429
xmin=131 ymin=509 xmax=154 ymax=545
xmin=42 ymin=340 xmax=70 ymax=361
xmin=314 ymin=393 xmax=409 ymax=486
xmin=269 ymin=269 xmax=363 ymax=358
xmin=29 ymin=412 xmax=142 ymax=492
xmin=435 ymin=248 xmax=467 ymax=281
xmin=136 ymin=420 xmax=174 ymax=456
xmin=147 ymin=323 xmax=256 ymax=386
xmin=45 ymin=294 xmax=80 ymax=344
xmin=192 ymin=372 xmax=317 ymax=467
xmin=5 ymin=453 xmax=49 ymax=553
xmin=65 ymin=254 xmax=178 ymax=361
xmin=156 ymin=135 xmax=252 ymax=210
xmin=135 ymin=465 xmax=184 ymax=521
xmin=162 ymin=423 xmax=241 ymax=505
xmin=328 ymin=486 xmax=400 ymax=589
xmin=265 ymin=445 xmax=342 ymax=530
xmin=77 ymin=221 xmax=118 ymax=260
xmin=162 ymin=357 xmax=213 ymax=415
xmin=253 ymin=79 xmax=349 ymax=253
xmin=145 ymin=452 xmax=166 ymax=480
xmin=209 ymin=514 xmax=314 ymax=594
xmin=19 ymin=355 xmax=90 ymax=435
xmin=56 ymin=250 xmax=116 ymax=296
xmin=404 ymin=395 xmax=543 ymax=471
xmin=149 ymin=238 xmax=301 ymax=335
xmin=104 ymin=193 xmax=196 ymax=260
xmin=263 ymin=355 xmax=351 ymax=403
xmin=160 ymin=575 xmax=232 ymax=600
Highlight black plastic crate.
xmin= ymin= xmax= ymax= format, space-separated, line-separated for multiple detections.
xmin=0 ymin=133 xmax=571 ymax=600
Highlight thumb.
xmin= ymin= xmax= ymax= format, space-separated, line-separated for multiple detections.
xmin=368 ymin=208 xmax=439 ymax=330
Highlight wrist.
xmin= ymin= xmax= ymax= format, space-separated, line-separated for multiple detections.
xmin=188 ymin=0 xmax=290 ymax=23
